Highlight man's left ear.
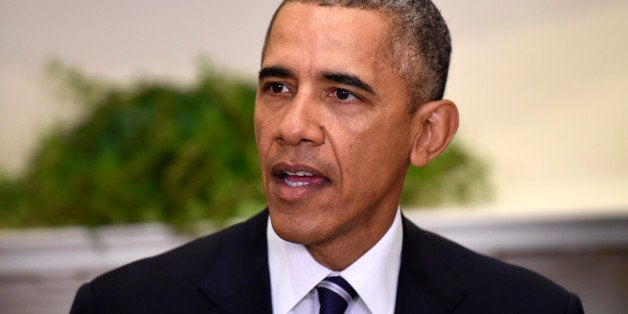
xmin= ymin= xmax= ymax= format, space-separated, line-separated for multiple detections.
xmin=410 ymin=99 xmax=459 ymax=167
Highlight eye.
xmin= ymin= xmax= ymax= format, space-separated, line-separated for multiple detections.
xmin=332 ymin=89 xmax=358 ymax=101
xmin=268 ymin=82 xmax=289 ymax=94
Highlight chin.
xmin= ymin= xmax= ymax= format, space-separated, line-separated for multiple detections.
xmin=269 ymin=210 xmax=326 ymax=245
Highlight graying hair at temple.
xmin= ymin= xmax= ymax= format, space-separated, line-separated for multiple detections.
xmin=263 ymin=0 xmax=452 ymax=112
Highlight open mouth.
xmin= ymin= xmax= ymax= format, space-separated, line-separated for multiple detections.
xmin=281 ymin=171 xmax=316 ymax=187
xmin=269 ymin=163 xmax=331 ymax=201
xmin=272 ymin=164 xmax=330 ymax=188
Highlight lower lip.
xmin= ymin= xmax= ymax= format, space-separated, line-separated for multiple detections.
xmin=272 ymin=175 xmax=329 ymax=202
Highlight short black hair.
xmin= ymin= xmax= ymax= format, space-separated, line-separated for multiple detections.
xmin=262 ymin=0 xmax=452 ymax=112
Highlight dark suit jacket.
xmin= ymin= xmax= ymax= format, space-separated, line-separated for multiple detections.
xmin=71 ymin=209 xmax=584 ymax=313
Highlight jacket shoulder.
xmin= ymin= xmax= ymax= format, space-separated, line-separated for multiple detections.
xmin=71 ymin=210 xmax=269 ymax=313
xmin=400 ymin=217 xmax=584 ymax=313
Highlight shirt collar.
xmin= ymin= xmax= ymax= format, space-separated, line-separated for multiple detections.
xmin=268 ymin=208 xmax=403 ymax=314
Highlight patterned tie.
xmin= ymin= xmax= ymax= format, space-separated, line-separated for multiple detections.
xmin=316 ymin=276 xmax=357 ymax=314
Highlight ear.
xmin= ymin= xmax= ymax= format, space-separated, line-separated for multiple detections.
xmin=410 ymin=99 xmax=459 ymax=167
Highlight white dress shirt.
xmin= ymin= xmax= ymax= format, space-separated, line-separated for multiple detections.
xmin=268 ymin=208 xmax=403 ymax=314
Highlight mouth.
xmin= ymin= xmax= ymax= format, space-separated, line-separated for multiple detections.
xmin=283 ymin=170 xmax=331 ymax=187
xmin=270 ymin=163 xmax=330 ymax=200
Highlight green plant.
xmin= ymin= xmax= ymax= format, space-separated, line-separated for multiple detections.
xmin=0 ymin=60 xmax=489 ymax=230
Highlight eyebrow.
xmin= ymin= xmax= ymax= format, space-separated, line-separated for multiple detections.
xmin=258 ymin=66 xmax=292 ymax=80
xmin=258 ymin=66 xmax=377 ymax=96
xmin=322 ymin=72 xmax=376 ymax=96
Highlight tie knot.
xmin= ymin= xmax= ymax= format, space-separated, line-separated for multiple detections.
xmin=316 ymin=276 xmax=357 ymax=314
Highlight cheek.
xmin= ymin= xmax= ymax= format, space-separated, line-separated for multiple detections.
xmin=253 ymin=115 xmax=262 ymax=144
xmin=253 ymin=113 xmax=271 ymax=159
xmin=347 ymin=112 xmax=411 ymax=146
xmin=254 ymin=104 xmax=270 ymax=141
xmin=339 ymin=117 xmax=412 ymax=172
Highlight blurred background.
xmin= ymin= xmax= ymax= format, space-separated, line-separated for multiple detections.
xmin=0 ymin=0 xmax=626 ymax=313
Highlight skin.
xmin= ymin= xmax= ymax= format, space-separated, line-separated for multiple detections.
xmin=254 ymin=2 xmax=459 ymax=270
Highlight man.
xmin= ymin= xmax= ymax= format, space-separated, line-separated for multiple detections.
xmin=71 ymin=1 xmax=584 ymax=313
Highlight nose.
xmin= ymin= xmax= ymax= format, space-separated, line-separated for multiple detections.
xmin=276 ymin=91 xmax=324 ymax=146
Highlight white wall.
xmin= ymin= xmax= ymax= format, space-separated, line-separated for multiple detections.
xmin=1 ymin=0 xmax=626 ymax=212
xmin=438 ymin=0 xmax=628 ymax=210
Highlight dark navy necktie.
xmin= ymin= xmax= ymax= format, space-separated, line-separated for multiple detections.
xmin=316 ymin=276 xmax=357 ymax=314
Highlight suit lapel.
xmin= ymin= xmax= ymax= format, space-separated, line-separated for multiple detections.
xmin=197 ymin=210 xmax=273 ymax=313
xmin=395 ymin=216 xmax=467 ymax=313
xmin=193 ymin=210 xmax=468 ymax=313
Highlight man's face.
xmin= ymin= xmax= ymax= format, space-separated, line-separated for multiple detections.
xmin=255 ymin=3 xmax=420 ymax=248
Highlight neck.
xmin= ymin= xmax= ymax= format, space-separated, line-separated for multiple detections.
xmin=305 ymin=208 xmax=397 ymax=271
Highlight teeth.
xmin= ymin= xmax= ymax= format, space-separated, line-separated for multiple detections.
xmin=284 ymin=180 xmax=310 ymax=187
xmin=282 ymin=170 xmax=315 ymax=187
xmin=285 ymin=171 xmax=314 ymax=176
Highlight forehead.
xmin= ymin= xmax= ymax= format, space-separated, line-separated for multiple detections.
xmin=263 ymin=3 xmax=393 ymax=75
